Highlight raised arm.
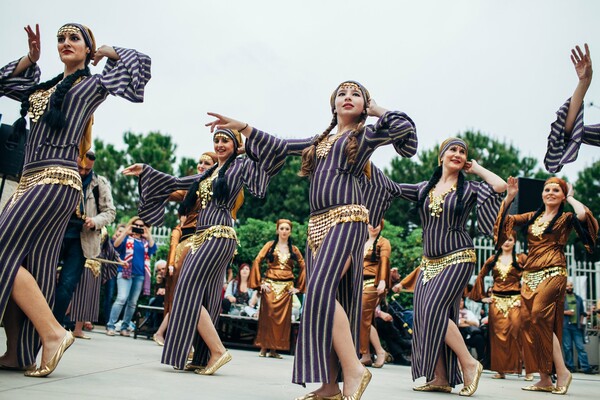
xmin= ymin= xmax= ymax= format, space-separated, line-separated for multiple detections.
xmin=565 ymin=44 xmax=593 ymax=135
xmin=96 ymin=45 xmax=151 ymax=102
xmin=464 ymin=160 xmax=507 ymax=193
xmin=0 ymin=24 xmax=41 ymax=101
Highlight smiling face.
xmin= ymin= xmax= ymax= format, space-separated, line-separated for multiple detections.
xmin=501 ymin=234 xmax=515 ymax=253
xmin=440 ymin=144 xmax=467 ymax=171
xmin=213 ymin=135 xmax=235 ymax=164
xmin=197 ymin=155 xmax=215 ymax=174
xmin=542 ymin=183 xmax=566 ymax=207
xmin=334 ymin=84 xmax=366 ymax=123
xmin=57 ymin=27 xmax=89 ymax=68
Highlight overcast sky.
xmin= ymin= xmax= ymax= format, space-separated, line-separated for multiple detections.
xmin=1 ymin=0 xmax=599 ymax=181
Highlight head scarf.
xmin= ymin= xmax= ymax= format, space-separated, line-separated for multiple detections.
xmin=438 ymin=137 xmax=468 ymax=166
xmin=57 ymin=23 xmax=96 ymax=64
xmin=329 ymin=80 xmax=371 ymax=114
xmin=276 ymin=219 xmax=293 ymax=231
xmin=213 ymin=128 xmax=242 ymax=151
xmin=544 ymin=177 xmax=568 ymax=201
xmin=199 ymin=151 xmax=217 ymax=164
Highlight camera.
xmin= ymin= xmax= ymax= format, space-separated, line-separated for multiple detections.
xmin=131 ymin=226 xmax=145 ymax=234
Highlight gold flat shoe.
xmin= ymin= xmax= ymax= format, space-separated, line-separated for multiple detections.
xmin=412 ymin=383 xmax=452 ymax=393
xmin=194 ymin=351 xmax=232 ymax=375
xmin=24 ymin=331 xmax=75 ymax=378
xmin=522 ymin=385 xmax=555 ymax=392
xmin=491 ymin=373 xmax=505 ymax=379
xmin=183 ymin=363 xmax=204 ymax=371
xmin=342 ymin=368 xmax=371 ymax=400
xmin=524 ymin=374 xmax=534 ymax=381
xmin=258 ymin=352 xmax=267 ymax=358
xmin=459 ymin=362 xmax=483 ymax=397
xmin=73 ymin=333 xmax=91 ymax=340
xmin=268 ymin=352 xmax=282 ymax=359
xmin=294 ymin=392 xmax=342 ymax=400
xmin=552 ymin=373 xmax=572 ymax=395
xmin=152 ymin=334 xmax=164 ymax=346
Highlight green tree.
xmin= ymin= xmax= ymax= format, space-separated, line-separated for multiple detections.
xmin=573 ymin=160 xmax=600 ymax=261
xmin=178 ymin=157 xmax=199 ymax=177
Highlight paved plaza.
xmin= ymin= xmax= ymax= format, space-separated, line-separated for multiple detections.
xmin=0 ymin=328 xmax=598 ymax=399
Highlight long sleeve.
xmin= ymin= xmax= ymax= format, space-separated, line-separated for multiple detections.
xmin=361 ymin=111 xmax=418 ymax=157
xmin=472 ymin=181 xmax=504 ymax=237
xmin=168 ymin=190 xmax=187 ymax=202
xmin=469 ymin=256 xmax=494 ymax=302
xmin=573 ymin=207 xmax=599 ymax=254
xmin=91 ymin=176 xmax=116 ymax=229
xmin=245 ymin=128 xmax=291 ymax=174
xmin=249 ymin=242 xmax=271 ymax=289
xmin=294 ymin=246 xmax=307 ymax=293
xmin=400 ymin=266 xmax=421 ymax=292
xmin=137 ymin=165 xmax=200 ymax=226
xmin=239 ymin=155 xmax=280 ymax=199
xmin=376 ymin=238 xmax=391 ymax=288
xmin=166 ymin=226 xmax=182 ymax=267
xmin=494 ymin=199 xmax=532 ymax=249
xmin=361 ymin=163 xmax=404 ymax=226
xmin=98 ymin=47 xmax=151 ymax=102
xmin=0 ymin=58 xmax=41 ymax=101
xmin=396 ymin=182 xmax=425 ymax=203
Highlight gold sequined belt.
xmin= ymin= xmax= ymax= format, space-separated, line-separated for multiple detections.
xmin=362 ymin=278 xmax=377 ymax=290
xmin=9 ymin=166 xmax=82 ymax=210
xmin=307 ymin=204 xmax=369 ymax=256
xmin=190 ymin=225 xmax=238 ymax=254
xmin=84 ymin=259 xmax=102 ymax=278
xmin=420 ymin=249 xmax=477 ymax=285
xmin=523 ymin=266 xmax=567 ymax=291
xmin=491 ymin=293 xmax=521 ymax=317
xmin=264 ymin=278 xmax=294 ymax=301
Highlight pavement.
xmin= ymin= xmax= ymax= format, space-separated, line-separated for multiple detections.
xmin=0 ymin=327 xmax=599 ymax=400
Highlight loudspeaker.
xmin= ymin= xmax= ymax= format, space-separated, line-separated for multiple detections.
xmin=0 ymin=115 xmax=28 ymax=181
xmin=508 ymin=177 xmax=545 ymax=214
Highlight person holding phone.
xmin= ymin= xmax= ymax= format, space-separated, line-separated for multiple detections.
xmin=106 ymin=216 xmax=157 ymax=337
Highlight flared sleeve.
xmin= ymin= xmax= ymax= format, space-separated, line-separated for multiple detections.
xmin=399 ymin=266 xmax=420 ymax=292
xmin=361 ymin=163 xmax=404 ymax=226
xmin=137 ymin=165 xmax=200 ymax=226
xmin=245 ymin=128 xmax=290 ymax=175
xmin=396 ymin=182 xmax=425 ymax=203
xmin=166 ymin=226 xmax=182 ymax=267
xmin=572 ymin=207 xmax=599 ymax=254
xmin=362 ymin=111 xmax=418 ymax=157
xmin=293 ymin=246 xmax=307 ymax=293
xmin=98 ymin=47 xmax=151 ymax=102
xmin=471 ymin=181 xmax=504 ymax=237
xmin=469 ymin=256 xmax=494 ymax=302
xmin=544 ymin=98 xmax=600 ymax=173
xmin=0 ymin=58 xmax=41 ymax=101
xmin=249 ymin=242 xmax=271 ymax=289
xmin=494 ymin=199 xmax=532 ymax=250
xmin=376 ymin=238 xmax=391 ymax=287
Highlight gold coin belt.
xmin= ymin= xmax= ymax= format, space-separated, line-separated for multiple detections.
xmin=492 ymin=293 xmax=521 ymax=317
xmin=84 ymin=259 xmax=102 ymax=278
xmin=190 ymin=225 xmax=239 ymax=254
xmin=9 ymin=166 xmax=82 ymax=210
xmin=530 ymin=214 xmax=550 ymax=238
xmin=362 ymin=277 xmax=376 ymax=290
xmin=419 ymin=249 xmax=477 ymax=284
xmin=315 ymin=132 xmax=345 ymax=158
xmin=523 ymin=266 xmax=566 ymax=291
xmin=494 ymin=260 xmax=513 ymax=281
xmin=263 ymin=278 xmax=294 ymax=301
xmin=307 ymin=204 xmax=369 ymax=256
xmin=428 ymin=185 xmax=456 ymax=218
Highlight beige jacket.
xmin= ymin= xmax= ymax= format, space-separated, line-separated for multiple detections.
xmin=80 ymin=173 xmax=116 ymax=258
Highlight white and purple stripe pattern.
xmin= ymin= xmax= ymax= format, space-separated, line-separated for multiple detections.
xmin=0 ymin=48 xmax=150 ymax=367
xmin=245 ymin=111 xmax=417 ymax=385
xmin=360 ymin=163 xmax=403 ymax=226
xmin=544 ymin=97 xmax=600 ymax=173
xmin=0 ymin=59 xmax=40 ymax=101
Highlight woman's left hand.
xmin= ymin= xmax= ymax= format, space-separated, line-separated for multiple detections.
xmin=122 ymin=164 xmax=144 ymax=176
xmin=206 ymin=112 xmax=250 ymax=135
xmin=463 ymin=159 xmax=480 ymax=174
xmin=566 ymin=182 xmax=575 ymax=198
xmin=366 ymin=99 xmax=386 ymax=118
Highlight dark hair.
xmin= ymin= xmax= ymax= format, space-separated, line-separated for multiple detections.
xmin=522 ymin=202 xmax=564 ymax=236
xmin=414 ymin=166 xmax=465 ymax=218
xmin=85 ymin=150 xmax=96 ymax=161
xmin=492 ymin=234 xmax=521 ymax=270
xmin=369 ymin=230 xmax=382 ymax=263
xmin=12 ymin=67 xmax=91 ymax=142
xmin=266 ymin=237 xmax=298 ymax=263
xmin=178 ymin=164 xmax=218 ymax=216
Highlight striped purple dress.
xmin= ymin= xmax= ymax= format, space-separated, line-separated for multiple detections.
xmin=136 ymin=146 xmax=284 ymax=369
xmin=397 ymin=180 xmax=502 ymax=386
xmin=70 ymin=236 xmax=120 ymax=322
xmin=246 ymin=111 xmax=417 ymax=385
xmin=544 ymin=97 xmax=600 ymax=173
xmin=0 ymin=48 xmax=150 ymax=367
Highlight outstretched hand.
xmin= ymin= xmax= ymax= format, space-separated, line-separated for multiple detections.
xmin=571 ymin=43 xmax=593 ymax=82
xmin=206 ymin=112 xmax=250 ymax=136
xmin=122 ymin=164 xmax=144 ymax=176
xmin=24 ymin=24 xmax=41 ymax=63
xmin=506 ymin=176 xmax=518 ymax=198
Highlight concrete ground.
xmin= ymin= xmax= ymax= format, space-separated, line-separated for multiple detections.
xmin=0 ymin=328 xmax=598 ymax=400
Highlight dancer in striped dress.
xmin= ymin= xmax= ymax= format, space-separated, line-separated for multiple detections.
xmin=206 ymin=80 xmax=418 ymax=400
xmin=545 ymin=43 xmax=599 ymax=173
xmin=395 ymin=138 xmax=505 ymax=396
xmin=0 ymin=23 xmax=150 ymax=377
xmin=123 ymin=128 xmax=284 ymax=374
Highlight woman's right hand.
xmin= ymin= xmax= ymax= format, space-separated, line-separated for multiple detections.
xmin=506 ymin=176 xmax=518 ymax=199
xmin=260 ymin=283 xmax=271 ymax=294
xmin=24 ymin=24 xmax=41 ymax=63
xmin=571 ymin=43 xmax=593 ymax=84
xmin=122 ymin=164 xmax=144 ymax=176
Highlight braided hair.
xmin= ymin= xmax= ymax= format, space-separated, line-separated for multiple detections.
xmin=299 ymin=114 xmax=337 ymax=177
xmin=414 ymin=167 xmax=466 ymax=219
xmin=369 ymin=231 xmax=382 ymax=263
xmin=266 ymin=220 xmax=298 ymax=262
xmin=178 ymin=164 xmax=218 ymax=216
xmin=522 ymin=202 xmax=565 ymax=236
xmin=492 ymin=233 xmax=521 ymax=270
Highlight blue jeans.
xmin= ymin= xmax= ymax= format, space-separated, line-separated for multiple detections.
xmin=53 ymin=237 xmax=87 ymax=323
xmin=563 ymin=323 xmax=590 ymax=370
xmin=106 ymin=273 xmax=145 ymax=331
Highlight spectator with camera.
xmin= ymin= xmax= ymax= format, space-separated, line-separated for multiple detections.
xmin=53 ymin=150 xmax=116 ymax=326
xmin=106 ymin=216 xmax=156 ymax=336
